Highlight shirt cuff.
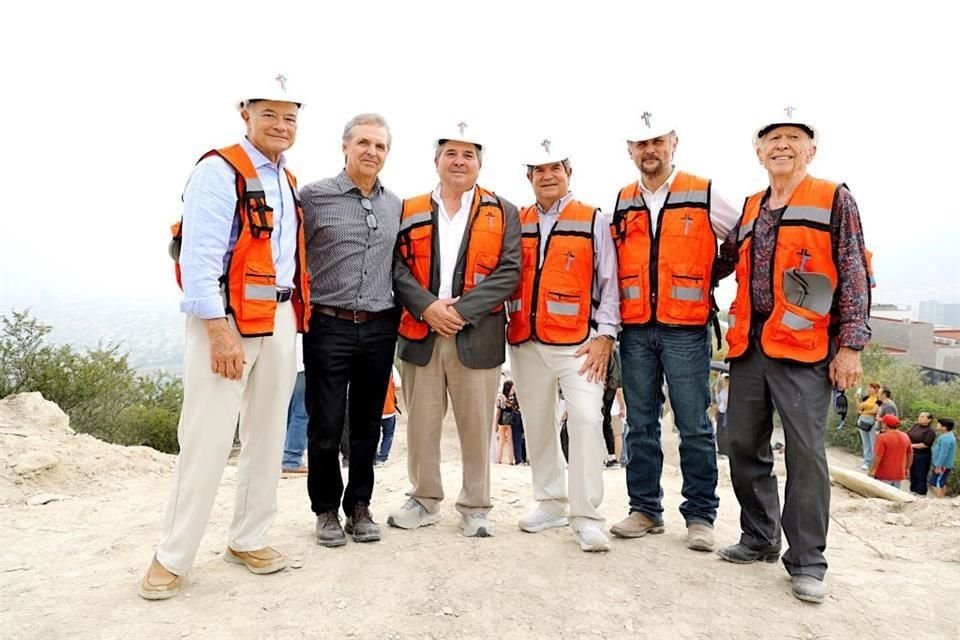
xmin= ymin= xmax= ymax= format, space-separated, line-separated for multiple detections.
xmin=180 ymin=295 xmax=226 ymax=320
xmin=596 ymin=323 xmax=619 ymax=338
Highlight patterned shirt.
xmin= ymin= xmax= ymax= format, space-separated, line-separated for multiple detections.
xmin=301 ymin=170 xmax=402 ymax=312
xmin=719 ymin=185 xmax=871 ymax=349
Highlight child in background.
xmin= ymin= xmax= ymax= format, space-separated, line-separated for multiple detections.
xmin=929 ymin=418 xmax=956 ymax=498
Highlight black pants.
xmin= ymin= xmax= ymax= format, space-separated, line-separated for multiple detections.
xmin=303 ymin=309 xmax=398 ymax=515
xmin=511 ymin=414 xmax=526 ymax=464
xmin=909 ymin=450 xmax=932 ymax=495
xmin=727 ymin=342 xmax=832 ymax=580
xmin=716 ymin=411 xmax=730 ymax=456
xmin=601 ymin=386 xmax=617 ymax=456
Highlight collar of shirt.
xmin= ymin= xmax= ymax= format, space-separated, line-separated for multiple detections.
xmin=536 ymin=191 xmax=574 ymax=217
xmin=432 ymin=184 xmax=475 ymax=220
xmin=334 ymin=170 xmax=384 ymax=196
xmin=638 ymin=165 xmax=678 ymax=198
xmin=241 ymin=137 xmax=286 ymax=170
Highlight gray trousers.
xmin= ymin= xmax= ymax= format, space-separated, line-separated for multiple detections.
xmin=727 ymin=342 xmax=832 ymax=580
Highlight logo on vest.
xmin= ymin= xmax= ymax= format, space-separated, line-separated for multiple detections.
xmin=564 ymin=250 xmax=576 ymax=271
xmin=796 ymin=248 xmax=812 ymax=272
xmin=681 ymin=213 xmax=694 ymax=236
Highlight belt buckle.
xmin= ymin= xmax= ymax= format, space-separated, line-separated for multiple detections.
xmin=352 ymin=309 xmax=361 ymax=323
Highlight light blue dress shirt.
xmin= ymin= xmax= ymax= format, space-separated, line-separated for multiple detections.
xmin=179 ymin=138 xmax=298 ymax=319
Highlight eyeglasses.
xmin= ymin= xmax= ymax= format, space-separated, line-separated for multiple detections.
xmin=833 ymin=387 xmax=848 ymax=428
xmin=360 ymin=197 xmax=377 ymax=230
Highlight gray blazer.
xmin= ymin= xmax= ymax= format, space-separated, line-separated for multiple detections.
xmin=393 ymin=190 xmax=521 ymax=369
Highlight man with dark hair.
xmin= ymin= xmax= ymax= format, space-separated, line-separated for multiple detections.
xmin=930 ymin=418 xmax=956 ymax=498
xmin=878 ymin=387 xmax=898 ymax=419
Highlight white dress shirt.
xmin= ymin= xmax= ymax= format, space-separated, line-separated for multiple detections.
xmin=619 ymin=166 xmax=739 ymax=241
xmin=536 ymin=192 xmax=621 ymax=337
xmin=432 ymin=184 xmax=475 ymax=300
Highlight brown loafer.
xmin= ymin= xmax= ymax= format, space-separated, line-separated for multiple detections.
xmin=281 ymin=465 xmax=308 ymax=477
xmin=610 ymin=512 xmax=665 ymax=538
xmin=138 ymin=557 xmax=181 ymax=600
xmin=223 ymin=546 xmax=286 ymax=574
xmin=686 ymin=522 xmax=715 ymax=551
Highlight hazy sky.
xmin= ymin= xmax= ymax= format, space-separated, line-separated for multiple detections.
xmin=3 ymin=0 xmax=958 ymax=316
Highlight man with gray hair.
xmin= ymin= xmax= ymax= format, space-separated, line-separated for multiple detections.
xmin=300 ymin=113 xmax=402 ymax=548
xmin=388 ymin=122 xmax=520 ymax=538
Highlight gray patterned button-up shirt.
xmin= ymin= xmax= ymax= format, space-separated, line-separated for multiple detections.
xmin=301 ymin=171 xmax=402 ymax=312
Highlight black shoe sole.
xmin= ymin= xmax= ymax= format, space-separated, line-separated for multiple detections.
xmin=716 ymin=549 xmax=779 ymax=564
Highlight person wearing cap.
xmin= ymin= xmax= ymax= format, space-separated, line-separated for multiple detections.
xmin=868 ymin=414 xmax=912 ymax=488
xmin=507 ymin=139 xmax=621 ymax=552
xmin=717 ymin=107 xmax=871 ymax=604
xmin=299 ymin=114 xmax=402 ymax=548
xmin=608 ymin=111 xmax=739 ymax=552
xmin=388 ymin=123 xmax=521 ymax=538
xmin=140 ymin=75 xmax=309 ymax=599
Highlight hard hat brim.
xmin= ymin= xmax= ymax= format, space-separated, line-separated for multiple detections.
xmin=236 ymin=97 xmax=305 ymax=112
xmin=755 ymin=122 xmax=817 ymax=143
xmin=626 ymin=126 xmax=676 ymax=143
xmin=523 ymin=154 xmax=571 ymax=168
xmin=436 ymin=137 xmax=483 ymax=151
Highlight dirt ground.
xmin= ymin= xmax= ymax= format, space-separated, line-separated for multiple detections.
xmin=2 ymin=392 xmax=958 ymax=640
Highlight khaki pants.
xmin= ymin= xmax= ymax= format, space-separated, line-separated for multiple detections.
xmin=510 ymin=340 xmax=606 ymax=528
xmin=401 ymin=336 xmax=500 ymax=515
xmin=155 ymin=303 xmax=297 ymax=575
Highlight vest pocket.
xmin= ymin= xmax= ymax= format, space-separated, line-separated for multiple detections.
xmin=661 ymin=264 xmax=706 ymax=322
xmin=239 ymin=271 xmax=277 ymax=324
xmin=766 ymin=302 xmax=823 ymax=351
xmin=543 ymin=290 xmax=583 ymax=330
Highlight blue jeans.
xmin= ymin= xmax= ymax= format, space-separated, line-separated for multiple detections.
xmin=283 ymin=371 xmax=308 ymax=468
xmin=858 ymin=420 xmax=877 ymax=466
xmin=376 ymin=415 xmax=396 ymax=463
xmin=620 ymin=325 xmax=718 ymax=525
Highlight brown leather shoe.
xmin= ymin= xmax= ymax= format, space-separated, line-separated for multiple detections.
xmin=686 ymin=522 xmax=715 ymax=551
xmin=281 ymin=465 xmax=308 ymax=477
xmin=345 ymin=502 xmax=381 ymax=543
xmin=223 ymin=546 xmax=286 ymax=574
xmin=138 ymin=557 xmax=181 ymax=600
xmin=610 ymin=512 xmax=665 ymax=538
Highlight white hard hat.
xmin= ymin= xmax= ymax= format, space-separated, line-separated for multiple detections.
xmin=523 ymin=137 xmax=570 ymax=167
xmin=625 ymin=110 xmax=675 ymax=142
xmin=435 ymin=120 xmax=484 ymax=151
xmin=754 ymin=106 xmax=818 ymax=144
xmin=235 ymin=73 xmax=305 ymax=111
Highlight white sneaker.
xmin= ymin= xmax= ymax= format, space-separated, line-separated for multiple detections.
xmin=518 ymin=508 xmax=568 ymax=533
xmin=573 ymin=525 xmax=611 ymax=552
xmin=460 ymin=512 xmax=494 ymax=538
xmin=386 ymin=497 xmax=441 ymax=530
xmin=860 ymin=463 xmax=869 ymax=470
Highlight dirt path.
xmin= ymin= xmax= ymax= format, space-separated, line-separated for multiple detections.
xmin=2 ymin=398 xmax=958 ymax=640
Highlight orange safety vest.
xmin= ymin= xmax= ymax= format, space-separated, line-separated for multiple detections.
xmin=610 ymin=171 xmax=717 ymax=326
xmin=506 ymin=200 xmax=597 ymax=346
xmin=170 ymin=144 xmax=311 ymax=337
xmin=382 ymin=374 xmax=396 ymax=415
xmin=396 ymin=187 xmax=506 ymax=341
xmin=726 ymin=175 xmax=846 ymax=364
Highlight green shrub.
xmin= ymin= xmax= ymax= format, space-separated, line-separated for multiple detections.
xmin=0 ymin=310 xmax=182 ymax=453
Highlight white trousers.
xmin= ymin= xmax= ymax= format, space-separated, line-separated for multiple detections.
xmin=509 ymin=340 xmax=606 ymax=528
xmin=156 ymin=302 xmax=297 ymax=575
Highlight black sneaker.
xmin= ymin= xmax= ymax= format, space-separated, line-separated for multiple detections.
xmin=345 ymin=502 xmax=381 ymax=543
xmin=315 ymin=510 xmax=347 ymax=547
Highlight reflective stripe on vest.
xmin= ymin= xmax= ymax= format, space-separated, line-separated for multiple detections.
xmin=611 ymin=171 xmax=717 ymax=327
xmin=397 ymin=187 xmax=506 ymax=342
xmin=725 ymin=175 xmax=842 ymax=364
xmin=507 ymin=200 xmax=597 ymax=346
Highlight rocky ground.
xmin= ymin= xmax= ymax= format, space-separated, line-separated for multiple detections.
xmin=1 ymin=392 xmax=958 ymax=640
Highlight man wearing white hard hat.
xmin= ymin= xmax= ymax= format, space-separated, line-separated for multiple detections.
xmin=717 ymin=107 xmax=870 ymax=604
xmin=609 ymin=111 xmax=739 ymax=552
xmin=389 ymin=122 xmax=521 ymax=538
xmin=141 ymin=74 xmax=309 ymax=599
xmin=507 ymin=139 xmax=620 ymax=552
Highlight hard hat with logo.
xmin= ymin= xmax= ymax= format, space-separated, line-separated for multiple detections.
xmin=625 ymin=110 xmax=675 ymax=143
xmin=523 ymin=137 xmax=570 ymax=167
xmin=235 ymin=73 xmax=305 ymax=111
xmin=435 ymin=120 xmax=484 ymax=151
xmin=754 ymin=106 xmax=818 ymax=144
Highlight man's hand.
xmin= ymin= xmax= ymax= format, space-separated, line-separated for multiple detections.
xmin=422 ymin=298 xmax=466 ymax=337
xmin=204 ymin=318 xmax=245 ymax=381
xmin=575 ymin=335 xmax=614 ymax=384
xmin=829 ymin=347 xmax=862 ymax=391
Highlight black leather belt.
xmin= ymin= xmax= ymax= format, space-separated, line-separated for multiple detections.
xmin=277 ymin=289 xmax=294 ymax=302
xmin=312 ymin=304 xmax=393 ymax=324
